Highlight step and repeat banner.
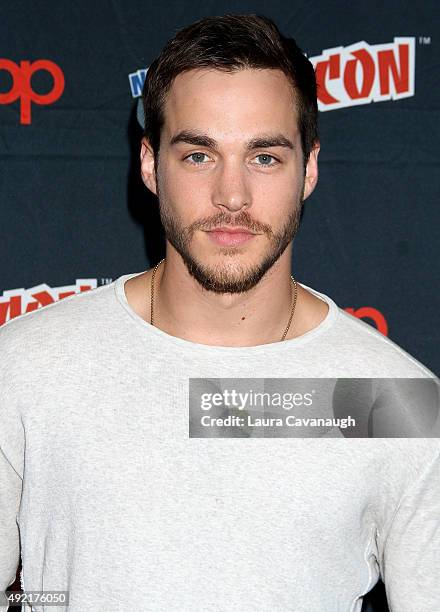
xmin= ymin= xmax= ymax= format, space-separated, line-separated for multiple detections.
xmin=1 ymin=1 xmax=439 ymax=610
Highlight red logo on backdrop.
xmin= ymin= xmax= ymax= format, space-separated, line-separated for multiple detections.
xmin=308 ymin=37 xmax=415 ymax=111
xmin=345 ymin=307 xmax=388 ymax=336
xmin=131 ymin=37 xmax=417 ymax=120
xmin=0 ymin=59 xmax=65 ymax=124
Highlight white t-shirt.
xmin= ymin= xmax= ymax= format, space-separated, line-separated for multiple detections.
xmin=0 ymin=271 xmax=439 ymax=611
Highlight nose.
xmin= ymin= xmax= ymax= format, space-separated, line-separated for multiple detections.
xmin=211 ymin=158 xmax=252 ymax=213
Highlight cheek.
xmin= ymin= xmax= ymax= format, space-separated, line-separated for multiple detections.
xmin=160 ymin=157 xmax=209 ymax=200
xmin=157 ymin=163 xmax=210 ymax=223
xmin=256 ymin=176 xmax=301 ymax=215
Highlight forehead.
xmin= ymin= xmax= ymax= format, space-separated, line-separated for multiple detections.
xmin=162 ymin=67 xmax=299 ymax=140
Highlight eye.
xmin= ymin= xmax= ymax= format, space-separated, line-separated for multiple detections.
xmin=184 ymin=152 xmax=210 ymax=165
xmin=253 ymin=154 xmax=279 ymax=167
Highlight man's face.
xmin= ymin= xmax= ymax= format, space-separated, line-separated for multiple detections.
xmin=141 ymin=67 xmax=319 ymax=294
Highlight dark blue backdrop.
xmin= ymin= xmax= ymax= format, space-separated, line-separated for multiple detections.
xmin=1 ymin=2 xmax=439 ymax=610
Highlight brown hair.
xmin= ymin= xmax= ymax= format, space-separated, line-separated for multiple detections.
xmin=142 ymin=13 xmax=319 ymax=175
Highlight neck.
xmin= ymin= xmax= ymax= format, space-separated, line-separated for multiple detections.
xmin=152 ymin=247 xmax=297 ymax=347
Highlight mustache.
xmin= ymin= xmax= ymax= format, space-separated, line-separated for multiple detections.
xmin=188 ymin=211 xmax=273 ymax=236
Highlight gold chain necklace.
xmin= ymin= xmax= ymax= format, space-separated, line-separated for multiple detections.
xmin=149 ymin=258 xmax=298 ymax=342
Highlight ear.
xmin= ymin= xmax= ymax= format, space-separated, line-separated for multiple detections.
xmin=140 ymin=137 xmax=157 ymax=195
xmin=302 ymin=141 xmax=320 ymax=200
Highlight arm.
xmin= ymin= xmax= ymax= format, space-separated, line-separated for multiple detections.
xmin=379 ymin=448 xmax=440 ymax=611
xmin=0 ymin=328 xmax=25 ymax=607
xmin=0 ymin=448 xmax=22 ymax=599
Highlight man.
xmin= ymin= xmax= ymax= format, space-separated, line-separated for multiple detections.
xmin=1 ymin=13 xmax=439 ymax=612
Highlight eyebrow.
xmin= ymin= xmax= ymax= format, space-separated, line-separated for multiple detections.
xmin=169 ymin=130 xmax=295 ymax=151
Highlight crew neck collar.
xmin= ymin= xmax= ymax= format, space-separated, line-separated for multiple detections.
xmin=113 ymin=270 xmax=340 ymax=354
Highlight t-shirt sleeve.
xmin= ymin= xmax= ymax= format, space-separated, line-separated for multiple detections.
xmin=0 ymin=324 xmax=25 ymax=597
xmin=0 ymin=448 xmax=22 ymax=594
xmin=380 ymin=448 xmax=440 ymax=610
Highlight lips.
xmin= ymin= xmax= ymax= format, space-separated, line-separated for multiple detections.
xmin=206 ymin=227 xmax=257 ymax=247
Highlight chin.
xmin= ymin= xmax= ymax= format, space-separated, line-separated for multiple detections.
xmin=179 ymin=246 xmax=282 ymax=295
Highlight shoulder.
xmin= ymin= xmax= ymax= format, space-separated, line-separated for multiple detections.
xmin=0 ymin=282 xmax=115 ymax=370
xmin=330 ymin=305 xmax=436 ymax=377
xmin=301 ymin=280 xmax=437 ymax=378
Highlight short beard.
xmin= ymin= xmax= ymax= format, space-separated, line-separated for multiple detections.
xmin=157 ymin=184 xmax=304 ymax=295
